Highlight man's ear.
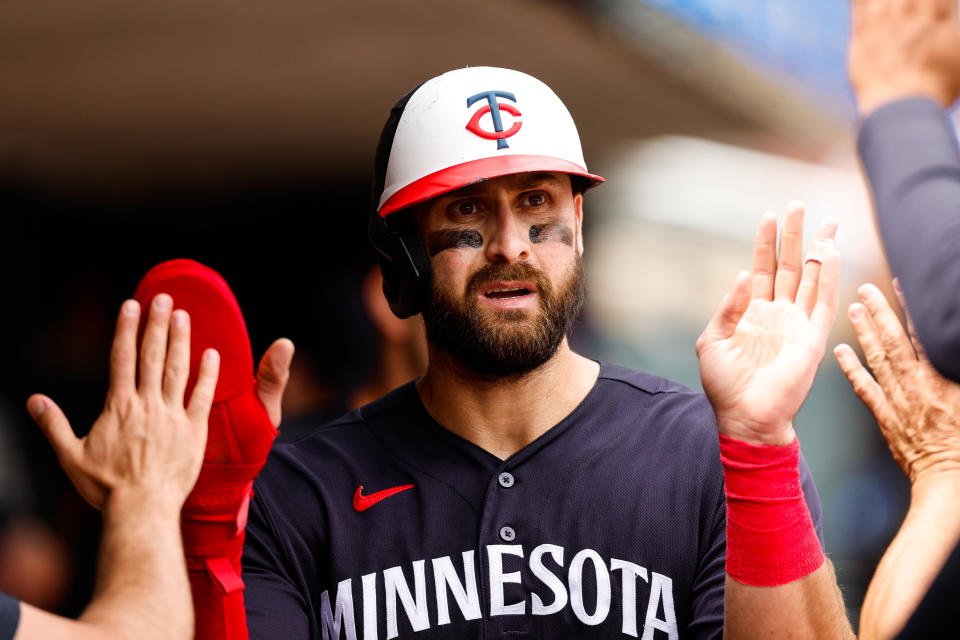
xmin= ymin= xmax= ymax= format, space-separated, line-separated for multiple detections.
xmin=573 ymin=192 xmax=584 ymax=255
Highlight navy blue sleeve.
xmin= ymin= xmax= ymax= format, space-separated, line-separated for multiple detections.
xmin=0 ymin=591 xmax=19 ymax=640
xmin=243 ymin=489 xmax=312 ymax=640
xmin=799 ymin=451 xmax=824 ymax=549
xmin=857 ymin=97 xmax=960 ymax=382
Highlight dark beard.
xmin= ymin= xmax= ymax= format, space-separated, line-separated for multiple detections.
xmin=421 ymin=256 xmax=585 ymax=379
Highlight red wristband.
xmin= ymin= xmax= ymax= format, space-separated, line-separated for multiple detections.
xmin=719 ymin=434 xmax=824 ymax=587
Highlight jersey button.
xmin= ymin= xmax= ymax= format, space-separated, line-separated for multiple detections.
xmin=498 ymin=472 xmax=515 ymax=488
xmin=499 ymin=526 xmax=516 ymax=542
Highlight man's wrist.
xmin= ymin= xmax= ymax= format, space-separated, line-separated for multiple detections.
xmin=856 ymin=77 xmax=954 ymax=116
xmin=715 ymin=417 xmax=796 ymax=446
xmin=910 ymin=465 xmax=960 ymax=498
xmin=104 ymin=486 xmax=183 ymax=525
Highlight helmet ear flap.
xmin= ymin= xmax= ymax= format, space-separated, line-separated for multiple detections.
xmin=368 ymin=209 xmax=430 ymax=319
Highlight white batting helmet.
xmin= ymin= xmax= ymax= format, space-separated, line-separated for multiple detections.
xmin=369 ymin=66 xmax=603 ymax=316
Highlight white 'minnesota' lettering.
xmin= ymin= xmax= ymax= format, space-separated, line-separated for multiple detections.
xmin=383 ymin=560 xmax=430 ymax=639
xmin=432 ymin=551 xmax=482 ymax=625
xmin=488 ymin=544 xmax=526 ymax=616
xmin=320 ymin=578 xmax=357 ymax=640
xmin=610 ymin=558 xmax=648 ymax=638
xmin=568 ymin=548 xmax=612 ymax=626
xmin=642 ymin=572 xmax=678 ymax=640
xmin=529 ymin=544 xmax=567 ymax=615
xmin=361 ymin=572 xmax=377 ymax=640
xmin=328 ymin=544 xmax=679 ymax=638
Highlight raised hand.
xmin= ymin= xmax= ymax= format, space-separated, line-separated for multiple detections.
xmin=835 ymin=281 xmax=960 ymax=482
xmin=696 ymin=202 xmax=840 ymax=445
xmin=849 ymin=0 xmax=960 ymax=113
xmin=27 ymin=294 xmax=219 ymax=514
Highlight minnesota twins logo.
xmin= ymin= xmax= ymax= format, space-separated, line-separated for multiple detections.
xmin=465 ymin=90 xmax=522 ymax=150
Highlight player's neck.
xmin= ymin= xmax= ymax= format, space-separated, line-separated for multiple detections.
xmin=417 ymin=340 xmax=600 ymax=460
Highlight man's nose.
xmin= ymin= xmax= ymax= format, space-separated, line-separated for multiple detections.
xmin=484 ymin=203 xmax=530 ymax=264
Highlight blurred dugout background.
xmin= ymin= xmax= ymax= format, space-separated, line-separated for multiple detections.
xmin=1 ymin=0 xmax=948 ymax=628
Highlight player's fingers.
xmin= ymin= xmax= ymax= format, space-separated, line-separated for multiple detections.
xmin=186 ymin=348 xmax=219 ymax=426
xmin=858 ymin=283 xmax=917 ymax=380
xmin=27 ymin=395 xmax=81 ymax=468
xmin=773 ymin=201 xmax=805 ymax=302
xmin=848 ymin=301 xmax=899 ymax=392
xmin=809 ymin=242 xmax=840 ymax=341
xmin=892 ymin=278 xmax=929 ymax=362
xmin=256 ymin=338 xmax=295 ymax=427
xmin=163 ymin=309 xmax=191 ymax=406
xmin=107 ymin=300 xmax=140 ymax=402
xmin=139 ymin=294 xmax=173 ymax=395
xmin=751 ymin=212 xmax=778 ymax=300
xmin=834 ymin=344 xmax=888 ymax=418
xmin=796 ymin=218 xmax=838 ymax=317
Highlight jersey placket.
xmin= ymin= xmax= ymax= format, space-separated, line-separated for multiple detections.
xmin=477 ymin=462 xmax=531 ymax=637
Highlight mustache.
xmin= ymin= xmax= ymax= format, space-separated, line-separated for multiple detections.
xmin=465 ymin=262 xmax=550 ymax=297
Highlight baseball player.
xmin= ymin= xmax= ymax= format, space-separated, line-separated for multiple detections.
xmin=2 ymin=294 xmax=219 ymax=640
xmin=181 ymin=67 xmax=854 ymax=638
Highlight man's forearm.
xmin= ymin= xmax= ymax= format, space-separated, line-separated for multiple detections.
xmin=718 ymin=435 xmax=854 ymax=639
xmin=14 ymin=495 xmax=193 ymax=640
xmin=80 ymin=493 xmax=193 ymax=640
xmin=859 ymin=472 xmax=960 ymax=640
xmin=724 ymin=560 xmax=852 ymax=639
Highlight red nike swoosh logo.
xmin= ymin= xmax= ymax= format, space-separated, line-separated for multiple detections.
xmin=353 ymin=484 xmax=415 ymax=512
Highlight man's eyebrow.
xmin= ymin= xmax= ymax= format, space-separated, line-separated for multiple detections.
xmin=434 ymin=182 xmax=485 ymax=201
xmin=511 ymin=172 xmax=564 ymax=190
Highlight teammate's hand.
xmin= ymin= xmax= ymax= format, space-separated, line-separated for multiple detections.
xmin=696 ymin=203 xmax=839 ymax=445
xmin=27 ymin=294 xmax=219 ymax=514
xmin=835 ymin=281 xmax=960 ymax=482
xmin=255 ymin=338 xmax=294 ymax=428
xmin=848 ymin=0 xmax=960 ymax=114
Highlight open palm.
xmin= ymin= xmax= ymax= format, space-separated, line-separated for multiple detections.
xmin=696 ymin=204 xmax=840 ymax=445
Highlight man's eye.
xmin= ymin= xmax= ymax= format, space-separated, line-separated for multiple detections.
xmin=524 ymin=193 xmax=546 ymax=207
xmin=454 ymin=201 xmax=478 ymax=216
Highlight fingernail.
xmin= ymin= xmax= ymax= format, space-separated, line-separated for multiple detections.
xmin=172 ymin=310 xmax=187 ymax=326
xmin=122 ymin=300 xmax=138 ymax=316
xmin=787 ymin=199 xmax=805 ymax=211
xmin=850 ymin=304 xmax=864 ymax=319
xmin=154 ymin=294 xmax=172 ymax=311
xmin=27 ymin=397 xmax=45 ymax=417
xmin=204 ymin=349 xmax=220 ymax=364
xmin=857 ymin=284 xmax=873 ymax=301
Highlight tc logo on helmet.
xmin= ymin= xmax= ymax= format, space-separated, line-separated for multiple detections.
xmin=465 ymin=90 xmax=522 ymax=150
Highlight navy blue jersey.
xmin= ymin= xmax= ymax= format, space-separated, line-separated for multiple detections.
xmin=243 ymin=363 xmax=822 ymax=639
xmin=0 ymin=591 xmax=18 ymax=640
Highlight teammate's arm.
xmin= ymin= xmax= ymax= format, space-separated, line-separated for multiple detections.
xmin=17 ymin=295 xmax=218 ymax=640
xmin=834 ymin=281 xmax=960 ymax=640
xmin=696 ymin=203 xmax=854 ymax=638
xmin=849 ymin=0 xmax=960 ymax=382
